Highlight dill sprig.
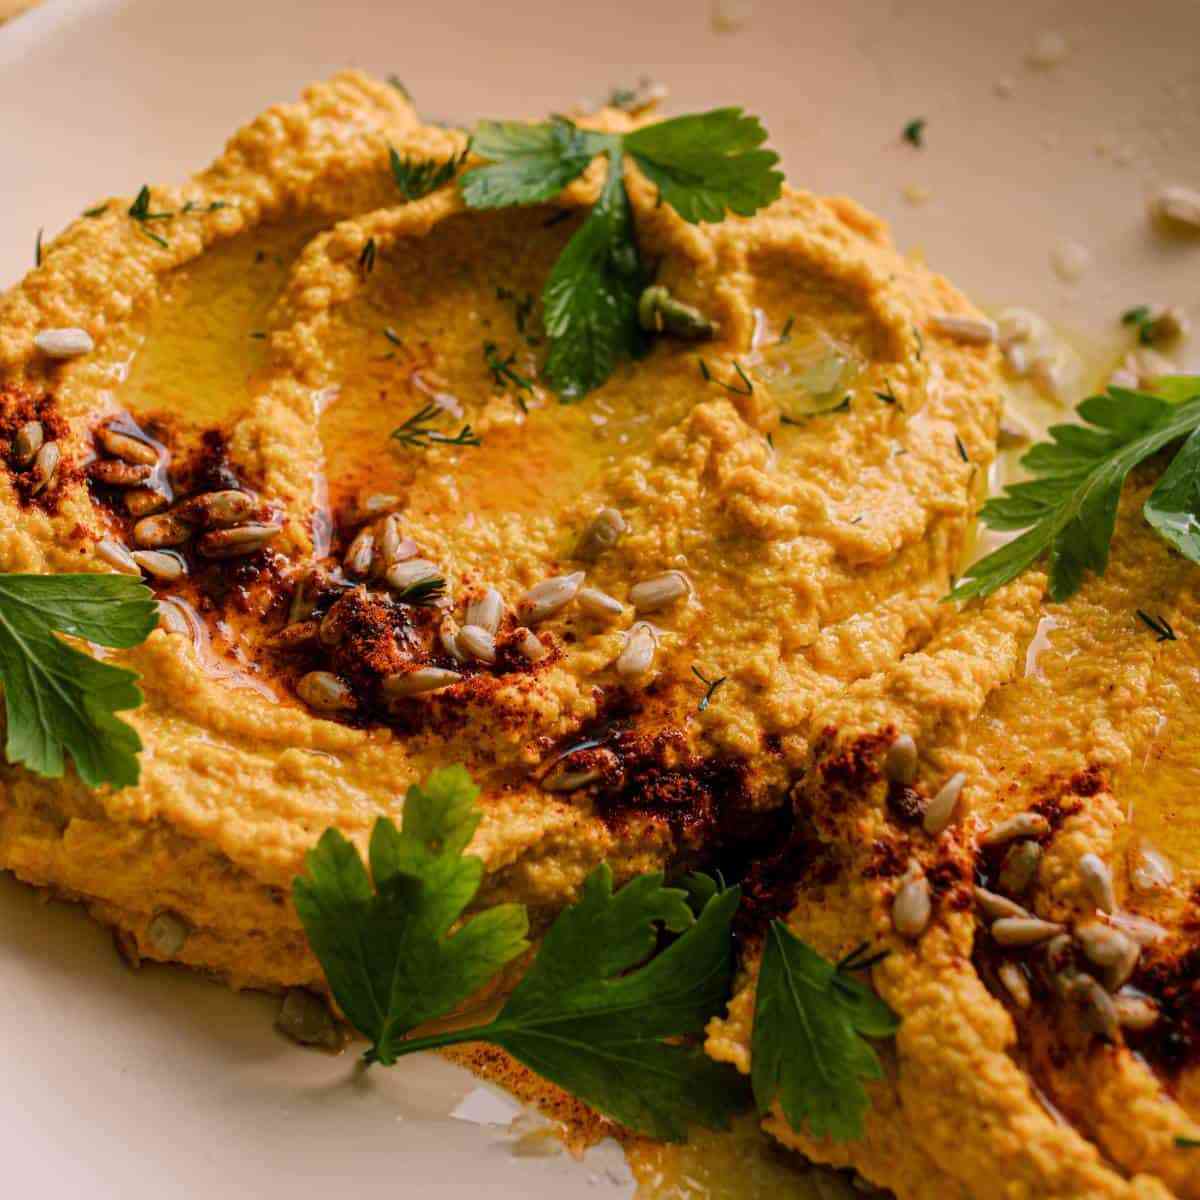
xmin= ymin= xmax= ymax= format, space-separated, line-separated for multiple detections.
xmin=392 ymin=402 xmax=482 ymax=450
xmin=390 ymin=144 xmax=471 ymax=202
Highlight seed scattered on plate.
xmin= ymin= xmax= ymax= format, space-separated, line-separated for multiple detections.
xmin=465 ymin=586 xmax=504 ymax=636
xmin=929 ymin=314 xmax=996 ymax=344
xmin=577 ymin=586 xmax=624 ymax=620
xmin=997 ymin=840 xmax=1042 ymax=896
xmin=97 ymin=425 xmax=159 ymax=465
xmin=12 ymin=420 xmax=44 ymax=465
xmin=457 ymin=623 xmax=497 ymax=664
xmin=630 ymin=570 xmax=690 ymax=613
xmin=892 ymin=868 xmax=931 ymax=939
xmin=616 ymin=621 xmax=657 ymax=680
xmin=382 ymin=666 xmax=462 ymax=699
xmin=883 ymin=733 xmax=918 ymax=785
xmin=343 ymin=526 xmax=375 ymax=577
xmin=29 ymin=441 xmax=61 ymax=495
xmin=574 ymin=507 xmax=626 ymax=561
xmin=991 ymin=916 xmax=1064 ymax=947
xmin=1150 ymin=185 xmax=1200 ymax=233
xmin=296 ymin=670 xmax=355 ymax=712
xmin=923 ymin=771 xmax=965 ymax=836
xmin=973 ymin=885 xmax=1031 ymax=922
xmin=517 ymin=571 xmax=585 ymax=624
xmin=1077 ymin=852 xmax=1115 ymax=913
xmin=981 ymin=811 xmax=1050 ymax=846
xmin=34 ymin=327 xmax=94 ymax=358
xmin=146 ymin=910 xmax=189 ymax=956
xmin=91 ymin=459 xmax=153 ymax=487
xmin=515 ymin=626 xmax=548 ymax=662
xmin=276 ymin=988 xmax=342 ymax=1050
xmin=1128 ymin=840 xmax=1174 ymax=895
xmin=197 ymin=522 xmax=281 ymax=558
xmin=96 ymin=537 xmax=140 ymax=574
xmin=997 ymin=961 xmax=1031 ymax=1009
xmin=132 ymin=549 xmax=187 ymax=581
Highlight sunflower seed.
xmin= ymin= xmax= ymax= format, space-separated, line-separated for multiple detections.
xmin=1067 ymin=974 xmax=1119 ymax=1040
xmin=343 ymin=526 xmax=375 ymax=577
xmin=157 ymin=600 xmax=191 ymax=636
xmin=998 ymin=960 xmax=1032 ymax=1009
xmin=456 ymin=623 xmax=497 ymax=664
xmin=296 ymin=670 xmax=356 ymax=712
xmin=577 ymin=586 xmax=624 ymax=620
xmin=884 ymin=734 xmax=918 ymax=785
xmin=381 ymin=666 xmax=462 ymax=698
xmin=1077 ymin=852 xmax=1115 ymax=913
xmin=517 ymin=571 xmax=585 ymax=624
xmin=465 ymin=586 xmax=504 ymax=636
xmin=132 ymin=549 xmax=186 ymax=581
xmin=197 ymin=522 xmax=281 ymax=558
xmin=176 ymin=489 xmax=256 ymax=529
xmin=1075 ymin=920 xmax=1134 ymax=969
xmin=892 ymin=870 xmax=931 ymax=939
xmin=515 ymin=626 xmax=548 ymax=663
xmin=997 ymin=841 xmax=1042 ymax=896
xmin=1114 ymin=988 xmax=1159 ymax=1031
xmin=991 ymin=917 xmax=1064 ymax=947
xmin=30 ymin=441 xmax=60 ymax=495
xmin=541 ymin=748 xmax=618 ymax=792
xmin=125 ymin=487 xmax=169 ymax=517
xmin=268 ymin=620 xmax=319 ymax=650
xmin=924 ymin=771 xmax=966 ymax=836
xmin=973 ymin=885 xmax=1031 ymax=922
xmin=1150 ymin=185 xmax=1200 ymax=232
xmin=616 ymin=621 xmax=657 ymax=680
xmin=96 ymin=537 xmax=140 ymax=574
xmin=34 ymin=327 xmax=94 ymax=358
xmin=12 ymin=421 xmax=43 ymax=465
xmin=1104 ymin=936 xmax=1141 ymax=993
xmin=1128 ymin=840 xmax=1174 ymax=895
xmin=930 ymin=313 xmax=997 ymax=344
xmin=288 ymin=568 xmax=324 ymax=623
xmin=385 ymin=557 xmax=441 ymax=593
xmin=996 ymin=309 xmax=1036 ymax=347
xmin=981 ymin=811 xmax=1050 ymax=846
xmin=354 ymin=492 xmax=401 ymax=522
xmin=133 ymin=512 xmax=192 ymax=548
xmin=630 ymin=570 xmax=690 ymax=613
xmin=91 ymin=459 xmax=152 ymax=487
xmin=146 ymin=910 xmax=189 ymax=956
xmin=575 ymin=507 xmax=626 ymax=561
xmin=97 ymin=425 xmax=159 ymax=465
xmin=1107 ymin=911 xmax=1168 ymax=946
xmin=276 ymin=989 xmax=341 ymax=1050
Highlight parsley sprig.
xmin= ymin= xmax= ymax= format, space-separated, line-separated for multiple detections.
xmin=950 ymin=377 xmax=1200 ymax=602
xmin=459 ymin=110 xmax=782 ymax=398
xmin=294 ymin=765 xmax=748 ymax=1140
xmin=752 ymin=922 xmax=899 ymax=1142
xmin=391 ymin=402 xmax=481 ymax=449
xmin=0 ymin=574 xmax=157 ymax=788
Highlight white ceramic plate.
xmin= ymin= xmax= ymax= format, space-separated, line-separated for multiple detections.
xmin=2 ymin=2 xmax=1198 ymax=1197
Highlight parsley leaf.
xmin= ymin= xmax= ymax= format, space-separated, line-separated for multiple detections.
xmin=624 ymin=108 xmax=783 ymax=222
xmin=950 ymin=378 xmax=1200 ymax=602
xmin=542 ymin=142 xmax=647 ymax=397
xmin=752 ymin=921 xmax=899 ymax=1142
xmin=0 ymin=573 xmax=157 ymax=788
xmin=458 ymin=109 xmax=781 ymax=398
xmin=292 ymin=765 xmax=530 ymax=1065
xmin=295 ymin=768 xmax=747 ymax=1139
xmin=460 ymin=119 xmax=598 ymax=209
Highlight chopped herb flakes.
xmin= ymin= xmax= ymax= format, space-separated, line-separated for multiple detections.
xmin=902 ymin=118 xmax=926 ymax=147
xmin=390 ymin=144 xmax=470 ymax=202
xmin=358 ymin=237 xmax=377 ymax=277
xmin=1136 ymin=610 xmax=1177 ymax=642
xmin=691 ymin=665 xmax=727 ymax=712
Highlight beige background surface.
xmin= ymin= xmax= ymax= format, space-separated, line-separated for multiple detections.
xmin=0 ymin=2 xmax=1198 ymax=1198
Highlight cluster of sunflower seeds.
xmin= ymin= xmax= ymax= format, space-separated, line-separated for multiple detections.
xmin=8 ymin=418 xmax=61 ymax=496
xmin=881 ymin=734 xmax=967 ymax=838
